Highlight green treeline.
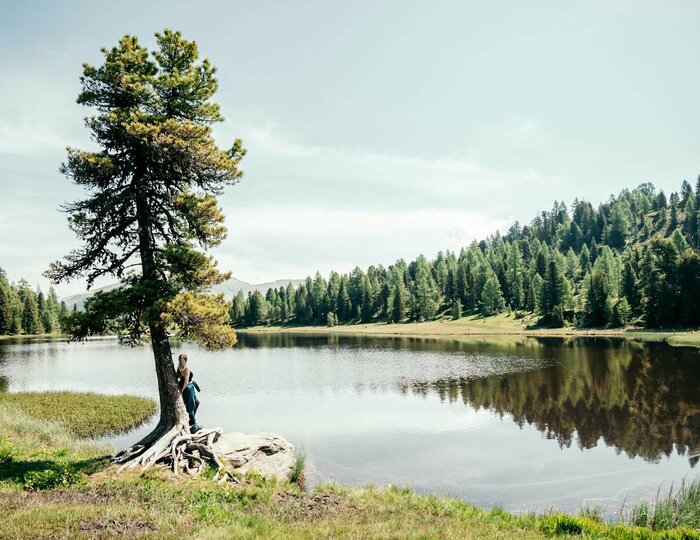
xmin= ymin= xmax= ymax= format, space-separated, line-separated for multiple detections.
xmin=231 ymin=180 xmax=700 ymax=329
xmin=0 ymin=268 xmax=70 ymax=336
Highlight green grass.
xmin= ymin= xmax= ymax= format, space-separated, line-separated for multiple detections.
xmin=290 ymin=451 xmax=305 ymax=487
xmin=0 ymin=401 xmax=111 ymax=491
xmin=2 ymin=393 xmax=700 ymax=539
xmin=0 ymin=391 xmax=157 ymax=438
xmin=630 ymin=479 xmax=700 ymax=531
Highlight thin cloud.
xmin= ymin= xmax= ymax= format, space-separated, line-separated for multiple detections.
xmin=231 ymin=123 xmax=568 ymax=200
xmin=214 ymin=205 xmax=510 ymax=283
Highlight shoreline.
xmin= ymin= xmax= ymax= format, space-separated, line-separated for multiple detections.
xmin=236 ymin=313 xmax=700 ymax=348
xmin=0 ymin=333 xmax=64 ymax=341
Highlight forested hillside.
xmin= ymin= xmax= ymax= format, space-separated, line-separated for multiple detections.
xmin=0 ymin=268 xmax=69 ymax=335
xmin=231 ymin=179 xmax=700 ymax=329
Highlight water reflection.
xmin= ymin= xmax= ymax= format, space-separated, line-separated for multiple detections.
xmin=241 ymin=333 xmax=700 ymax=465
xmin=391 ymin=338 xmax=700 ymax=465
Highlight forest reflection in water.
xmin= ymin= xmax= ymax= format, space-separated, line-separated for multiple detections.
xmin=243 ymin=332 xmax=700 ymax=466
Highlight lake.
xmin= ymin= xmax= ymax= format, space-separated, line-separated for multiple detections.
xmin=1 ymin=333 xmax=699 ymax=517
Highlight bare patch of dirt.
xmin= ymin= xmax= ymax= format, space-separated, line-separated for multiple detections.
xmin=275 ymin=491 xmax=358 ymax=521
xmin=76 ymin=517 xmax=157 ymax=538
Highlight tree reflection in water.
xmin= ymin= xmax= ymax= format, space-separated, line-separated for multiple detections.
xmin=238 ymin=332 xmax=700 ymax=465
xmin=397 ymin=338 xmax=700 ymax=465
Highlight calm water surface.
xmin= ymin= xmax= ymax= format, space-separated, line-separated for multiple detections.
xmin=1 ymin=333 xmax=699 ymax=516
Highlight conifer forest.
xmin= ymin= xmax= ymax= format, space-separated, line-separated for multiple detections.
xmin=230 ymin=180 xmax=700 ymax=330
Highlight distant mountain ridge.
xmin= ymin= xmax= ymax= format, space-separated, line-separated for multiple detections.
xmin=61 ymin=277 xmax=304 ymax=310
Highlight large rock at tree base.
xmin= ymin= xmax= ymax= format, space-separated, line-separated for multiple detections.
xmin=212 ymin=432 xmax=296 ymax=481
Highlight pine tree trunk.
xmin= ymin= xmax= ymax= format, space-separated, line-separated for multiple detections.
xmin=150 ymin=321 xmax=188 ymax=430
xmin=123 ymin=188 xmax=189 ymax=450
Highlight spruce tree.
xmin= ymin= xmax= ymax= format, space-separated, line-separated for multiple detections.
xmin=507 ymin=243 xmax=524 ymax=308
xmin=337 ymin=278 xmax=352 ymax=322
xmin=586 ymin=271 xmax=609 ymax=326
xmin=540 ymin=259 xmax=567 ymax=323
xmin=0 ymin=282 xmax=10 ymax=335
xmin=58 ymin=301 xmax=70 ymax=331
xmin=535 ymin=249 xmax=547 ymax=278
xmin=682 ymin=180 xmax=693 ymax=203
xmin=21 ymin=292 xmax=43 ymax=335
xmin=579 ymin=244 xmax=591 ymax=270
xmin=451 ymin=299 xmax=462 ymax=320
xmin=669 ymin=205 xmax=679 ymax=232
xmin=231 ymin=291 xmax=246 ymax=324
xmin=607 ymin=205 xmax=629 ymax=250
xmin=621 ymin=262 xmax=641 ymax=314
xmin=679 ymin=249 xmax=700 ymax=325
xmin=360 ymin=275 xmax=374 ymax=322
xmin=391 ymin=282 xmax=407 ymax=323
xmin=412 ymin=258 xmax=440 ymax=321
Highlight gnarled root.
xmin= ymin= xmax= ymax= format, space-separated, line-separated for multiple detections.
xmin=111 ymin=425 xmax=233 ymax=480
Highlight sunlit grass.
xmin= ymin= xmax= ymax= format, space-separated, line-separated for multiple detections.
xmin=0 ymin=391 xmax=156 ymax=438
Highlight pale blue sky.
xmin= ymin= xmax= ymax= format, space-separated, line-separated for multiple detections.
xmin=1 ymin=1 xmax=699 ymax=295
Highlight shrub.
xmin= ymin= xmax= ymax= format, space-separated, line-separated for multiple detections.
xmin=23 ymin=464 xmax=85 ymax=490
xmin=0 ymin=436 xmax=14 ymax=464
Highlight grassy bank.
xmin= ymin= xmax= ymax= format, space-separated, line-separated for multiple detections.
xmin=238 ymin=313 xmax=700 ymax=348
xmin=0 ymin=333 xmax=64 ymax=341
xmin=0 ymin=391 xmax=157 ymax=438
xmin=1 ymin=393 xmax=700 ymax=538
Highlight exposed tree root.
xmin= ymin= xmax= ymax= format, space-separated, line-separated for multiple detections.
xmin=111 ymin=424 xmax=234 ymax=481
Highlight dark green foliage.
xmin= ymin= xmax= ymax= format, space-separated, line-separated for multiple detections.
xmin=669 ymin=205 xmax=679 ymax=232
xmin=0 ymin=282 xmax=11 ymax=334
xmin=607 ymin=205 xmax=629 ymax=250
xmin=412 ymin=256 xmax=440 ymax=321
xmin=391 ymin=282 xmax=408 ymax=323
xmin=586 ymin=271 xmax=610 ymax=327
xmin=22 ymin=463 xmax=87 ymax=490
xmin=20 ymin=291 xmax=43 ymax=335
xmin=540 ymin=260 xmax=568 ymax=325
xmin=550 ymin=305 xmax=565 ymax=328
xmin=621 ymin=262 xmax=641 ymax=314
xmin=451 ymin=299 xmax=462 ymax=320
xmin=337 ymin=278 xmax=352 ymax=322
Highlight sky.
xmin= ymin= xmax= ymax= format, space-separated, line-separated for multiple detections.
xmin=1 ymin=1 xmax=699 ymax=297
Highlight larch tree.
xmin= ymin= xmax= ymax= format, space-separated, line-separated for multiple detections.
xmin=480 ymin=276 xmax=505 ymax=316
xmin=46 ymin=31 xmax=245 ymax=469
